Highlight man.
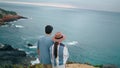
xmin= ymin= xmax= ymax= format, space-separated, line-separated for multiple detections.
xmin=37 ymin=25 xmax=53 ymax=68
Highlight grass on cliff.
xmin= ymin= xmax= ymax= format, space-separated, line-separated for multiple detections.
xmin=0 ymin=63 xmax=102 ymax=68
xmin=0 ymin=64 xmax=42 ymax=68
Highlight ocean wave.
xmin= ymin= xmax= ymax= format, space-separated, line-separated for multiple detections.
xmin=0 ymin=24 xmax=24 ymax=28
xmin=31 ymin=58 xmax=40 ymax=65
xmin=0 ymin=25 xmax=9 ymax=27
xmin=27 ymin=41 xmax=79 ymax=49
xmin=66 ymin=41 xmax=79 ymax=46
xmin=29 ymin=46 xmax=37 ymax=49
xmin=10 ymin=24 xmax=24 ymax=28
xmin=14 ymin=25 xmax=24 ymax=28
xmin=18 ymin=48 xmax=24 ymax=51
xmin=25 ymin=52 xmax=29 ymax=54
xmin=26 ymin=51 xmax=35 ymax=54
xmin=0 ymin=1 xmax=78 ymax=9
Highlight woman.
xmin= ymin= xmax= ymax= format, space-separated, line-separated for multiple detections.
xmin=50 ymin=32 xmax=69 ymax=68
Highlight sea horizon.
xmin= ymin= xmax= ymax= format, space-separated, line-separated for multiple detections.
xmin=0 ymin=0 xmax=120 ymax=67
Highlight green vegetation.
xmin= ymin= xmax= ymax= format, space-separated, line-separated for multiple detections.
xmin=0 ymin=64 xmax=24 ymax=68
xmin=0 ymin=63 xmax=103 ymax=68
xmin=5 ymin=11 xmax=17 ymax=15
xmin=0 ymin=8 xmax=17 ymax=18
xmin=93 ymin=64 xmax=103 ymax=68
xmin=0 ymin=64 xmax=42 ymax=68
xmin=0 ymin=14 xmax=3 ymax=18
xmin=30 ymin=64 xmax=42 ymax=68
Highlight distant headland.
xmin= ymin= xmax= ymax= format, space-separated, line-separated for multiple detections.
xmin=0 ymin=8 xmax=27 ymax=25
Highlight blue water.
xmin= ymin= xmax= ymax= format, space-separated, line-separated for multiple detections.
xmin=0 ymin=1 xmax=120 ymax=67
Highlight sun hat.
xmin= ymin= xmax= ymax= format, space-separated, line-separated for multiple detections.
xmin=52 ymin=32 xmax=65 ymax=43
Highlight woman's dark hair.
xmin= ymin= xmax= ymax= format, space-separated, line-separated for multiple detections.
xmin=54 ymin=42 xmax=59 ymax=58
xmin=45 ymin=25 xmax=53 ymax=34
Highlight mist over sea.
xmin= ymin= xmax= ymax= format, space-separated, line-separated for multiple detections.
xmin=0 ymin=0 xmax=120 ymax=67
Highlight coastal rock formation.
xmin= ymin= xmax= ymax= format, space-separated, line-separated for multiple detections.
xmin=0 ymin=8 xmax=27 ymax=25
xmin=0 ymin=43 xmax=34 ymax=65
xmin=27 ymin=43 xmax=34 ymax=47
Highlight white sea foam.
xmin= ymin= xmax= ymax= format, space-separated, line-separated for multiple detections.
xmin=1 ymin=24 xmax=24 ymax=28
xmin=27 ymin=41 xmax=79 ymax=48
xmin=1 ymin=25 xmax=9 ymax=27
xmin=15 ymin=25 xmax=24 ymax=28
xmin=0 ymin=43 xmax=4 ymax=48
xmin=18 ymin=48 xmax=24 ymax=51
xmin=66 ymin=41 xmax=79 ymax=46
xmin=0 ymin=1 xmax=78 ymax=9
xmin=31 ymin=58 xmax=40 ymax=65
xmin=29 ymin=45 xmax=37 ymax=49
xmin=26 ymin=52 xmax=30 ymax=54
xmin=26 ymin=51 xmax=35 ymax=54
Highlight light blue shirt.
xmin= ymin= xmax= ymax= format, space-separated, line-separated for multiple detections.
xmin=37 ymin=35 xmax=53 ymax=64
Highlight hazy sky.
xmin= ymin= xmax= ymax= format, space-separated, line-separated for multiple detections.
xmin=1 ymin=0 xmax=120 ymax=12
xmin=76 ymin=0 xmax=120 ymax=12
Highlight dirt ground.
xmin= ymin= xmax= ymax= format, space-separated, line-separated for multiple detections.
xmin=66 ymin=64 xmax=96 ymax=68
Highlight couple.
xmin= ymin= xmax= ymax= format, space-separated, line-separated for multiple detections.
xmin=37 ymin=25 xmax=69 ymax=68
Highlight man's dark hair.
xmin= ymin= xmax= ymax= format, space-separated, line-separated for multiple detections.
xmin=45 ymin=25 xmax=53 ymax=34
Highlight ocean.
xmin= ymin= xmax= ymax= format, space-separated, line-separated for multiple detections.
xmin=0 ymin=0 xmax=120 ymax=67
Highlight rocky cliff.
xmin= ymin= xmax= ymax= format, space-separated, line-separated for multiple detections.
xmin=0 ymin=8 xmax=27 ymax=25
xmin=0 ymin=43 xmax=34 ymax=65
